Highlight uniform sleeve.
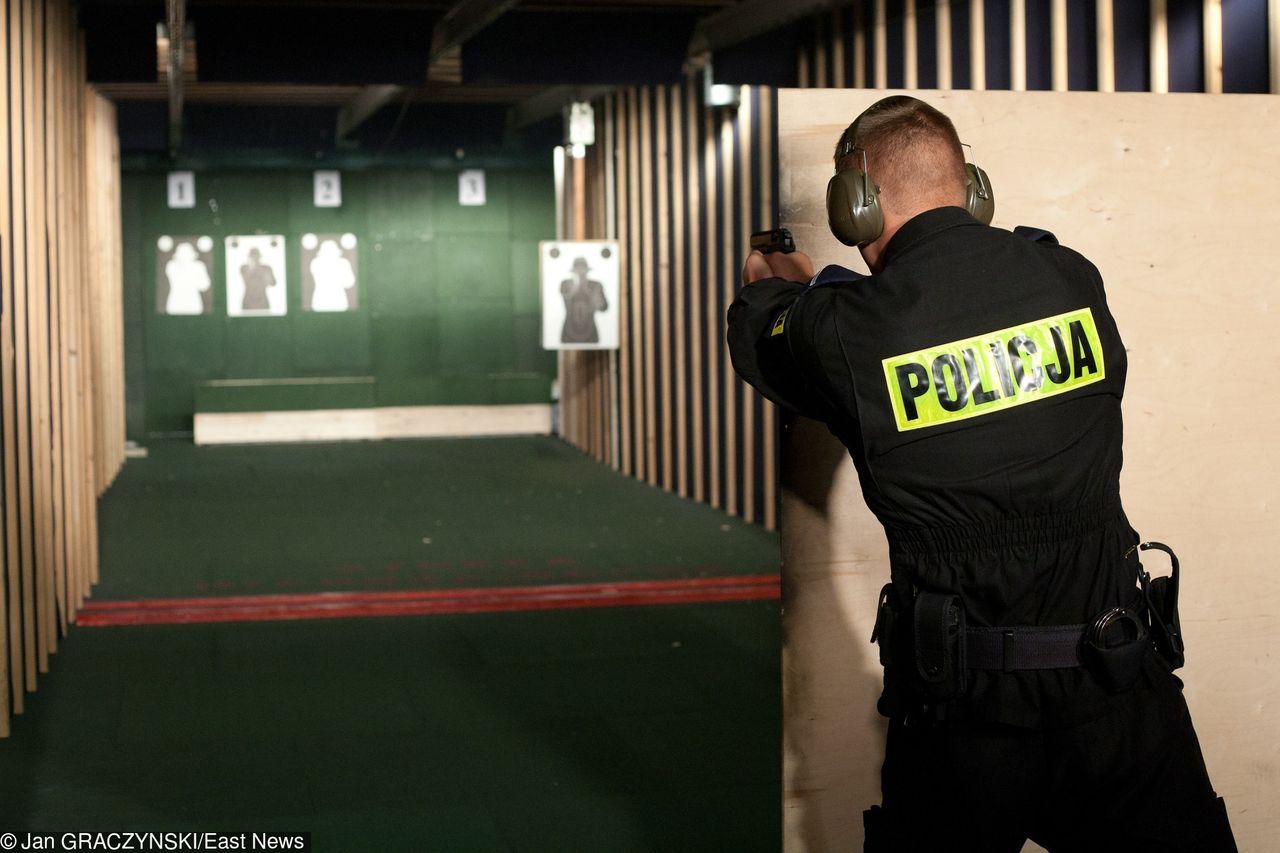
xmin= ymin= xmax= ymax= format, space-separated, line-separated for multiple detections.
xmin=726 ymin=277 xmax=843 ymax=421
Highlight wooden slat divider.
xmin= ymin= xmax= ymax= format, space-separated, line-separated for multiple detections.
xmin=905 ymin=0 xmax=919 ymax=90
xmin=738 ymin=90 xmax=754 ymax=524
xmin=937 ymin=0 xmax=953 ymax=90
xmin=0 ymin=0 xmax=125 ymax=732
xmin=971 ymin=0 xmax=987 ymax=90
xmin=656 ymin=86 xmax=672 ymax=490
xmin=720 ymin=112 xmax=736 ymax=517
xmin=639 ymin=88 xmax=656 ymax=487
xmin=1204 ymin=0 xmax=1223 ymax=94
xmin=703 ymin=104 xmax=719 ymax=508
xmin=688 ymin=84 xmax=705 ymax=504
xmin=672 ymin=84 xmax=688 ymax=498
xmin=0 ymin=0 xmax=15 ymax=738
xmin=1151 ymin=0 xmax=1170 ymax=94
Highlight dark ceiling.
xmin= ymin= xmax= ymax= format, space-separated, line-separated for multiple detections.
xmin=78 ymin=0 xmax=808 ymax=162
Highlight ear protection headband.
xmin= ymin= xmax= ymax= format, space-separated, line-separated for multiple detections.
xmin=826 ymin=142 xmax=996 ymax=247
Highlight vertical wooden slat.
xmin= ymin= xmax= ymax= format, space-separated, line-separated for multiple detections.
xmin=814 ymin=14 xmax=829 ymax=88
xmin=1203 ymin=0 xmax=1223 ymax=94
xmin=624 ymin=90 xmax=639 ymax=476
xmin=853 ymin=1 xmax=867 ymax=89
xmin=720 ymin=112 xmax=736 ymax=517
xmin=1272 ymin=0 xmax=1280 ymax=94
xmin=16 ymin=0 xmax=36 ymax=695
xmin=47 ymin=0 xmax=68 ymax=642
xmin=688 ymin=84 xmax=705 ymax=504
xmin=937 ymin=0 xmax=953 ymax=89
xmin=55 ymin=0 xmax=73 ymax=637
xmin=874 ymin=0 xmax=888 ymax=88
xmin=738 ymin=90 xmax=754 ymax=524
xmin=971 ymin=0 xmax=987 ymax=90
xmin=605 ymin=95 xmax=620 ymax=470
xmin=1097 ymin=0 xmax=1115 ymax=92
xmin=1011 ymin=0 xmax=1027 ymax=91
xmin=0 ymin=0 xmax=14 ymax=735
xmin=656 ymin=86 xmax=672 ymax=490
xmin=1150 ymin=0 xmax=1169 ymax=93
xmin=640 ymin=88 xmax=657 ymax=487
xmin=703 ymin=105 xmax=719 ymax=508
xmin=798 ymin=42 xmax=811 ymax=88
xmin=832 ymin=10 xmax=846 ymax=88
xmin=759 ymin=87 xmax=777 ymax=532
xmin=672 ymin=84 xmax=688 ymax=498
xmin=33 ymin=0 xmax=55 ymax=668
xmin=904 ymin=0 xmax=918 ymax=89
xmin=1052 ymin=0 xmax=1068 ymax=91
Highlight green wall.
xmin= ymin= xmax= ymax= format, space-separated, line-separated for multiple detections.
xmin=122 ymin=166 xmax=556 ymax=438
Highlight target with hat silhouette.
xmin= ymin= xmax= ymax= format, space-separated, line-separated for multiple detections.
xmin=540 ymin=240 xmax=620 ymax=350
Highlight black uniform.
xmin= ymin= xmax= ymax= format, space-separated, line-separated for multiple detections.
xmin=728 ymin=207 xmax=1235 ymax=852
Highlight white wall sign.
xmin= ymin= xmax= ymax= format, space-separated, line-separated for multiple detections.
xmin=314 ymin=170 xmax=342 ymax=208
xmin=225 ymin=235 xmax=287 ymax=317
xmin=459 ymin=169 xmax=486 ymax=206
xmin=540 ymin=240 xmax=620 ymax=350
xmin=167 ymin=171 xmax=195 ymax=209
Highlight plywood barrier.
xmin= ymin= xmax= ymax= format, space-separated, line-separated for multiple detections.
xmin=778 ymin=88 xmax=1278 ymax=852
xmin=0 ymin=0 xmax=125 ymax=736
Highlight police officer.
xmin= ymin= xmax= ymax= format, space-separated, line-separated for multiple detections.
xmin=727 ymin=96 xmax=1236 ymax=852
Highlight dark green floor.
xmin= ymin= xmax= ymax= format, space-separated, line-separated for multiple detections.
xmin=0 ymin=437 xmax=783 ymax=851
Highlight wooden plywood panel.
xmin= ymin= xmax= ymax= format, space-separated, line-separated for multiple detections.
xmin=0 ymin=0 xmax=13 ymax=734
xmin=778 ymin=88 xmax=1280 ymax=851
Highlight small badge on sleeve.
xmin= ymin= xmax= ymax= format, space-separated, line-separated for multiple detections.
xmin=771 ymin=306 xmax=790 ymax=337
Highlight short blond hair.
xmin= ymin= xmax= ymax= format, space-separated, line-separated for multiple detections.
xmin=835 ymin=96 xmax=967 ymax=215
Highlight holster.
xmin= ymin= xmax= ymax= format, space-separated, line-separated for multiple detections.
xmin=870 ymin=584 xmax=967 ymax=717
xmin=1139 ymin=541 xmax=1186 ymax=670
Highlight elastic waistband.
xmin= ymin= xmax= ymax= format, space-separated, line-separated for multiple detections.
xmin=886 ymin=494 xmax=1123 ymax=555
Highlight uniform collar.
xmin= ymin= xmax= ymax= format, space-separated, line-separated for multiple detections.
xmin=881 ymin=206 xmax=982 ymax=267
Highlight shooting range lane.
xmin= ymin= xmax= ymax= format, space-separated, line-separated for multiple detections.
xmin=778 ymin=88 xmax=1278 ymax=852
xmin=0 ymin=436 xmax=783 ymax=849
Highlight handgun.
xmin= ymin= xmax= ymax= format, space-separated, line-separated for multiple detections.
xmin=749 ymin=228 xmax=795 ymax=255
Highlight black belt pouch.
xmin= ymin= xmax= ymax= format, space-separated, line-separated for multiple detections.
xmin=913 ymin=592 xmax=967 ymax=702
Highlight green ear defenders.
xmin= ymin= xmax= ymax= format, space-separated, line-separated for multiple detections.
xmin=826 ymin=144 xmax=996 ymax=247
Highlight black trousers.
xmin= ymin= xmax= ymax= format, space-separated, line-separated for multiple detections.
xmin=864 ymin=669 xmax=1237 ymax=853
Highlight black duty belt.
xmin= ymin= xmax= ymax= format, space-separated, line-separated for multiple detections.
xmin=964 ymin=624 xmax=1086 ymax=672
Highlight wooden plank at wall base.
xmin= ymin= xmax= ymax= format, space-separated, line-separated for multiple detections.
xmin=193 ymin=404 xmax=553 ymax=445
xmin=778 ymin=87 xmax=1280 ymax=852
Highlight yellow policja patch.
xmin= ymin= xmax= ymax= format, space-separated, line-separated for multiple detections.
xmin=881 ymin=307 xmax=1106 ymax=431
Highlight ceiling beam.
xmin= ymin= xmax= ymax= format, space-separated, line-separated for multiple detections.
xmin=337 ymin=85 xmax=407 ymax=140
xmin=507 ymin=84 xmax=613 ymax=132
xmin=166 ymin=0 xmax=186 ymax=156
xmin=429 ymin=0 xmax=521 ymax=71
xmin=686 ymin=0 xmax=845 ymax=60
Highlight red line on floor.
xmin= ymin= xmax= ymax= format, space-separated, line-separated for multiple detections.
xmin=76 ymin=574 xmax=781 ymax=627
